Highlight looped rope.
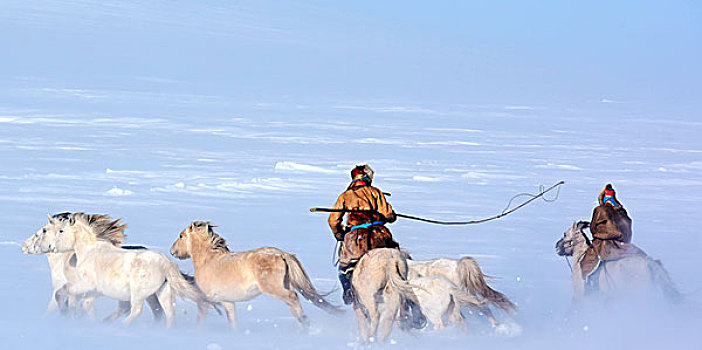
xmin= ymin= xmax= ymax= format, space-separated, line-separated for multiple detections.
xmin=394 ymin=180 xmax=565 ymax=225
xmin=311 ymin=180 xmax=566 ymax=226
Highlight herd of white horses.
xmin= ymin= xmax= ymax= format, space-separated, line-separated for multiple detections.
xmin=21 ymin=212 xmax=680 ymax=342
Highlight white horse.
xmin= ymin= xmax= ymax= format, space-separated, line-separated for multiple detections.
xmin=23 ymin=213 xmax=165 ymax=321
xmin=555 ymin=221 xmax=681 ymax=302
xmin=407 ymin=256 xmax=516 ymax=327
xmin=409 ymin=275 xmax=485 ymax=331
xmin=22 ymin=213 xmax=75 ymax=313
xmin=47 ymin=213 xmax=206 ymax=327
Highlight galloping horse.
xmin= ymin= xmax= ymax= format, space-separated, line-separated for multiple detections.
xmin=350 ymin=248 xmax=421 ymax=342
xmin=170 ymin=221 xmax=341 ymax=330
xmin=48 ymin=213 xmax=206 ymax=327
xmin=556 ymin=221 xmax=681 ymax=302
xmin=409 ymin=275 xmax=486 ymax=331
xmin=22 ymin=213 xmax=164 ymax=321
xmin=407 ymin=256 xmax=516 ymax=327
xmin=22 ymin=213 xmax=77 ymax=313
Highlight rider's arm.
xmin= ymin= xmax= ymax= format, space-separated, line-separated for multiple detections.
xmin=375 ymin=188 xmax=396 ymax=223
xmin=590 ymin=207 xmax=604 ymax=237
xmin=328 ymin=193 xmax=346 ymax=240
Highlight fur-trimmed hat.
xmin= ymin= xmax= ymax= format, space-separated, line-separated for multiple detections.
xmin=598 ymin=183 xmax=622 ymax=207
xmin=350 ymin=164 xmax=374 ymax=181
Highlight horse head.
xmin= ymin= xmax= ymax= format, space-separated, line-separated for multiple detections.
xmin=48 ymin=212 xmax=107 ymax=253
xmin=171 ymin=222 xmax=196 ymax=259
xmin=555 ymin=221 xmax=590 ymax=256
xmin=172 ymin=221 xmax=228 ymax=260
xmin=23 ymin=213 xmax=72 ymax=254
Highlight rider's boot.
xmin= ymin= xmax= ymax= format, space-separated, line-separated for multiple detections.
xmin=338 ymin=266 xmax=354 ymax=305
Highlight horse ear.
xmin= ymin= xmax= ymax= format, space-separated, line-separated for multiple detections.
xmin=572 ymin=221 xmax=577 ymax=228
xmin=48 ymin=214 xmax=54 ymax=224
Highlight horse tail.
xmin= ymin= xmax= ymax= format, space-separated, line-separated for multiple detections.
xmin=647 ymin=258 xmax=683 ymax=303
xmin=281 ymin=253 xmax=343 ymax=315
xmin=457 ymin=257 xmax=516 ymax=314
xmin=385 ymin=252 xmax=421 ymax=304
xmin=451 ymin=286 xmax=486 ymax=309
xmin=162 ymin=259 xmax=208 ymax=305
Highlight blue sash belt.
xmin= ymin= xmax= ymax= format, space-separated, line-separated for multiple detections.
xmin=603 ymin=196 xmax=619 ymax=207
xmin=348 ymin=221 xmax=385 ymax=232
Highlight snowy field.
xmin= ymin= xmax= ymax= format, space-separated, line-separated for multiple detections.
xmin=1 ymin=1 xmax=701 ymax=349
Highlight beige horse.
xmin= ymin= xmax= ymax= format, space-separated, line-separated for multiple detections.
xmin=48 ymin=213 xmax=206 ymax=327
xmin=407 ymin=256 xmax=516 ymax=327
xmin=350 ymin=248 xmax=422 ymax=343
xmin=556 ymin=221 xmax=681 ymax=302
xmin=170 ymin=221 xmax=341 ymax=330
xmin=409 ymin=275 xmax=486 ymax=331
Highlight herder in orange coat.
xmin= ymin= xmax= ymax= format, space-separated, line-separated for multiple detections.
xmin=328 ymin=164 xmax=400 ymax=304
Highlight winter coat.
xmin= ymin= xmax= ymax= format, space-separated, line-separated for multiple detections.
xmin=328 ymin=184 xmax=399 ymax=265
xmin=580 ymin=203 xmax=645 ymax=279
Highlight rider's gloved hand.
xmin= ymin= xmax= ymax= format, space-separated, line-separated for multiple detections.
xmin=385 ymin=211 xmax=397 ymax=223
xmin=333 ymin=224 xmax=347 ymax=241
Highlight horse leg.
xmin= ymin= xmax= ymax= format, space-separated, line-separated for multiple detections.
xmin=123 ymin=295 xmax=146 ymax=325
xmin=54 ymin=285 xmax=70 ymax=315
xmin=81 ymin=295 xmax=97 ymax=320
xmin=197 ymin=300 xmax=208 ymax=326
xmin=572 ymin=266 xmax=586 ymax=300
xmin=282 ymin=293 xmax=309 ymax=329
xmin=220 ymin=302 xmax=237 ymax=330
xmin=365 ymin=294 xmax=381 ymax=341
xmin=146 ymin=294 xmax=164 ymax=323
xmin=358 ymin=286 xmax=381 ymax=342
xmin=103 ymin=301 xmax=130 ymax=323
xmin=447 ymin=298 xmax=467 ymax=332
xmin=377 ymin=296 xmax=400 ymax=341
xmin=429 ymin=306 xmax=447 ymax=331
xmin=46 ymin=289 xmax=59 ymax=314
xmin=478 ymin=305 xmax=499 ymax=327
xmin=67 ymin=293 xmax=81 ymax=317
xmin=155 ymin=284 xmax=175 ymax=328
xmin=353 ymin=305 xmax=370 ymax=343
xmin=415 ymin=289 xmax=446 ymax=331
xmin=259 ymin=282 xmax=310 ymax=329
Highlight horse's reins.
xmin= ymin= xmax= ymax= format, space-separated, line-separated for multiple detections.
xmin=312 ymin=180 xmax=565 ymax=226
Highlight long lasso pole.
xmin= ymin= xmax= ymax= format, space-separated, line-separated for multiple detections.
xmin=311 ymin=180 xmax=565 ymax=225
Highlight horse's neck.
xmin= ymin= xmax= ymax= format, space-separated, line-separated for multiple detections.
xmin=190 ymin=240 xmax=227 ymax=270
xmin=72 ymin=230 xmax=108 ymax=260
xmin=573 ymin=235 xmax=589 ymax=264
xmin=46 ymin=253 xmax=69 ymax=283
xmin=46 ymin=253 xmax=63 ymax=269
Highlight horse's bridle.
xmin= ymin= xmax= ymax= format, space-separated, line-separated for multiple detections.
xmin=578 ymin=222 xmax=592 ymax=247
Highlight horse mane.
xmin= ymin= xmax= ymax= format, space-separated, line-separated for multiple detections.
xmin=72 ymin=212 xmax=127 ymax=245
xmin=192 ymin=221 xmax=229 ymax=253
xmin=576 ymin=220 xmax=590 ymax=230
xmin=52 ymin=212 xmax=72 ymax=221
xmin=576 ymin=220 xmax=592 ymax=245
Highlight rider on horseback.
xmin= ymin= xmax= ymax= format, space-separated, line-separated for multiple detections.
xmin=328 ymin=164 xmax=399 ymax=304
xmin=580 ymin=184 xmax=646 ymax=283
xmin=328 ymin=164 xmax=425 ymax=328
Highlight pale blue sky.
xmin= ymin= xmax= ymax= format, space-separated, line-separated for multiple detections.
xmin=1 ymin=0 xmax=700 ymax=114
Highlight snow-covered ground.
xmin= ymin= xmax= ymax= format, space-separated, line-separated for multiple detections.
xmin=1 ymin=1 xmax=700 ymax=349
